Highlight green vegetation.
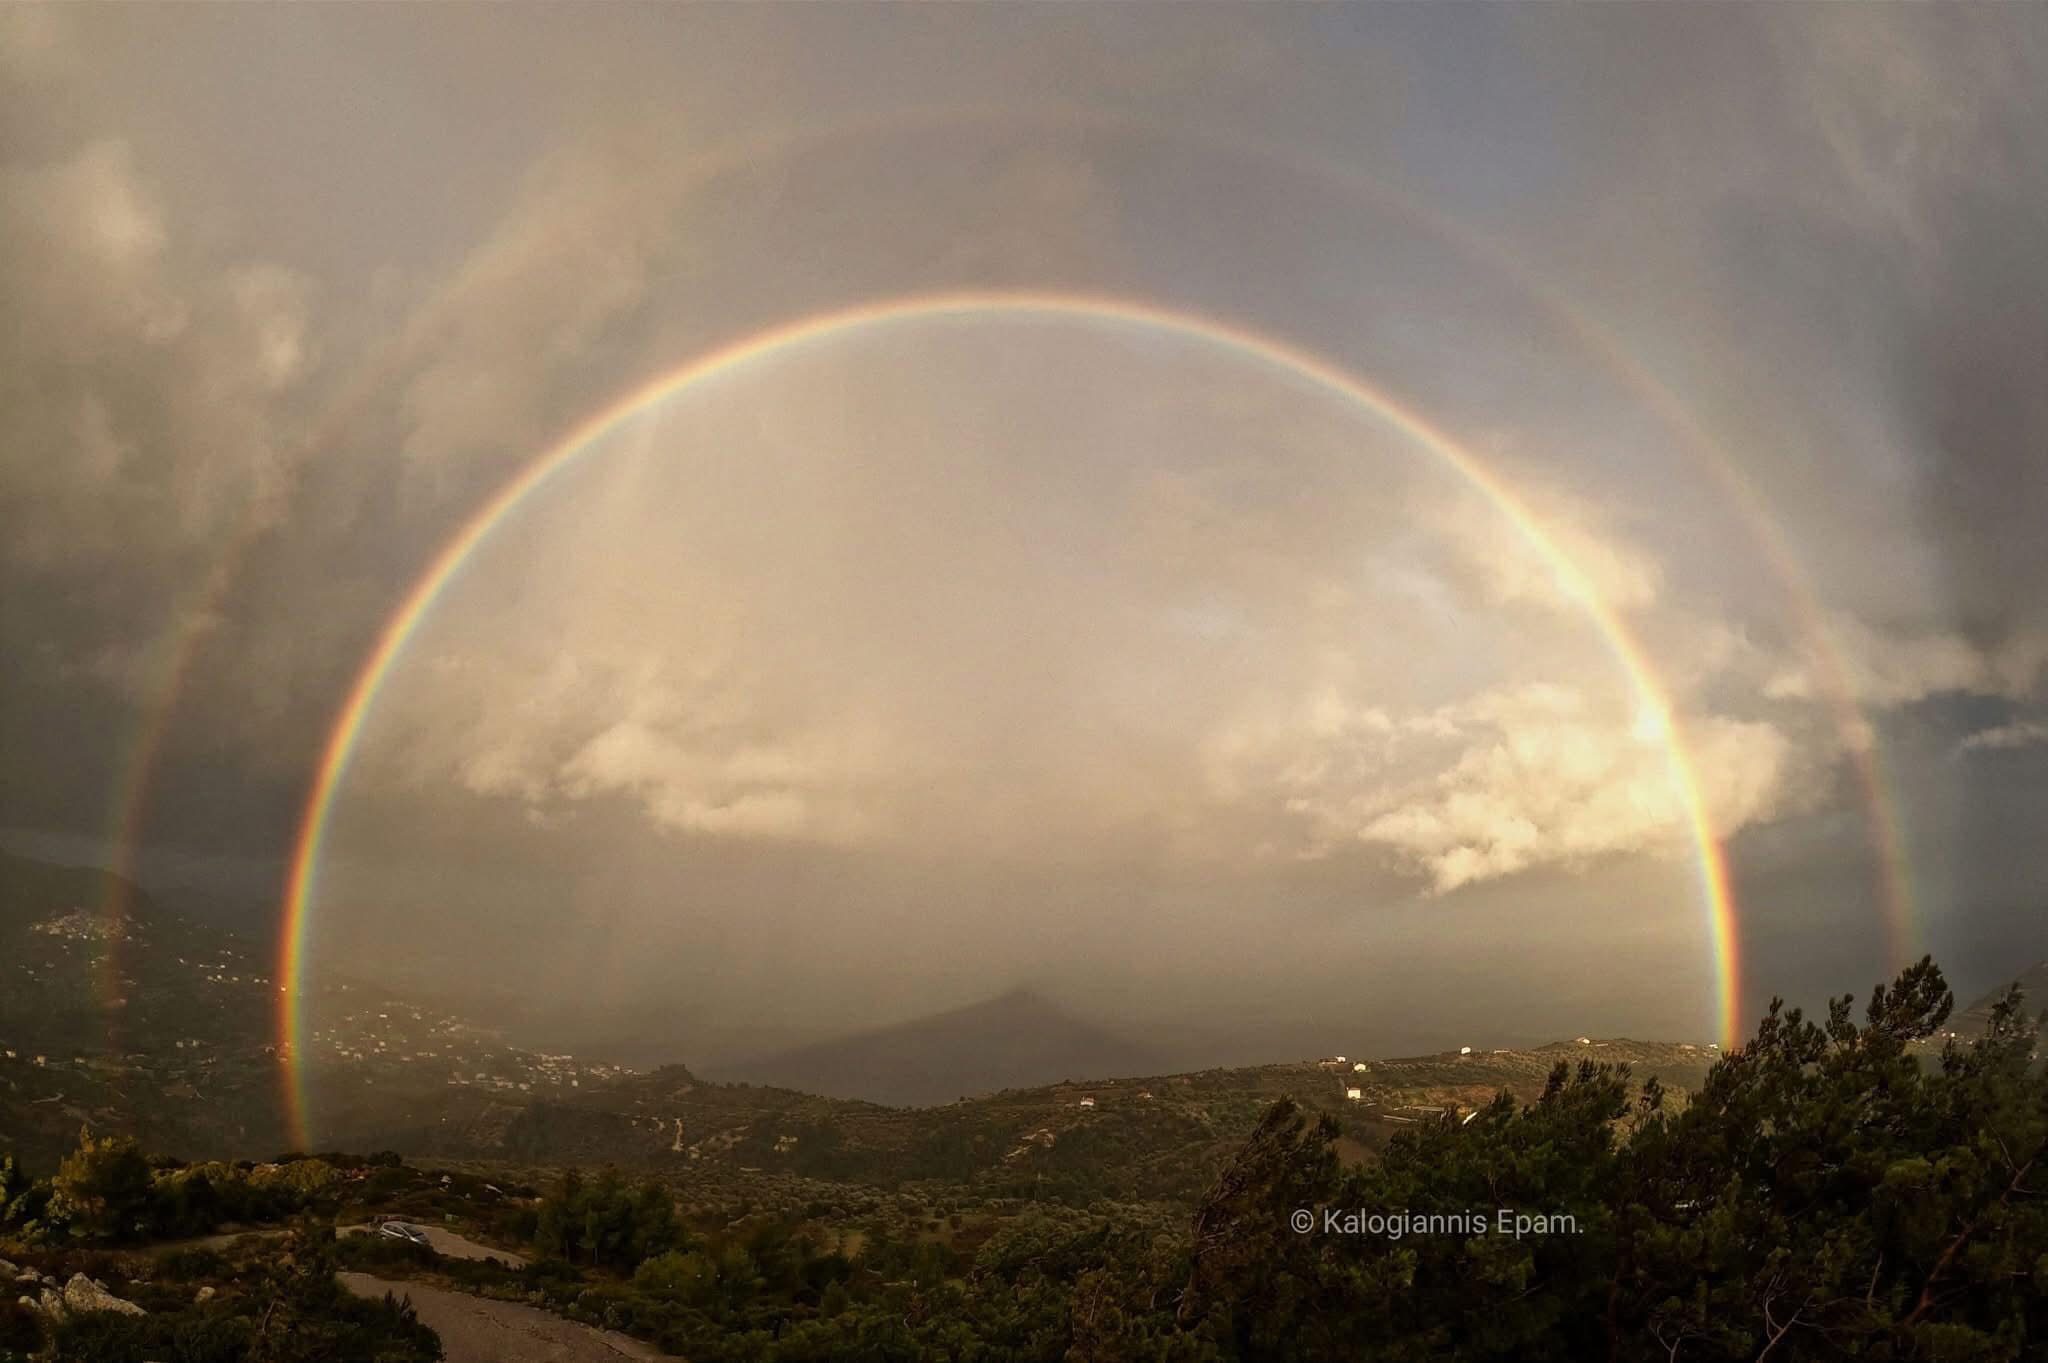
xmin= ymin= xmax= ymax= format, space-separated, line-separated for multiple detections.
xmin=529 ymin=1168 xmax=683 ymax=1270
xmin=41 ymin=1226 xmax=440 ymax=1363
xmin=4 ymin=958 xmax=2041 ymax=1361
xmin=335 ymin=961 xmax=2048 ymax=1362
xmin=1 ymin=1129 xmax=342 ymax=1245
xmin=1 ymin=1225 xmax=439 ymax=1363
xmin=1164 ymin=959 xmax=2047 ymax=1362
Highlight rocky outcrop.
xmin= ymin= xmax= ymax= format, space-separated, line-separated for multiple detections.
xmin=66 ymin=1271 xmax=147 ymax=1316
xmin=23 ymin=1272 xmax=147 ymax=1322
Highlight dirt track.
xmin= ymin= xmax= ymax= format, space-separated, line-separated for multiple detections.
xmin=339 ymin=1273 xmax=664 ymax=1363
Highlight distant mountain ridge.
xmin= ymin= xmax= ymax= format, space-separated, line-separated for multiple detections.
xmin=706 ymin=987 xmax=1171 ymax=1107
xmin=10 ymin=846 xmax=2035 ymax=1195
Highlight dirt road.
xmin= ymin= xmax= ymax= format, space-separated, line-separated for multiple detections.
xmin=339 ymin=1273 xmax=664 ymax=1363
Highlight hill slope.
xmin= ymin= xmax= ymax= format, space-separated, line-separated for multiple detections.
xmin=709 ymin=987 xmax=1170 ymax=1106
xmin=1955 ymin=959 xmax=2048 ymax=1038
xmin=0 ymin=851 xmax=1733 ymax=1198
xmin=0 ymin=852 xmax=626 ymax=1170
xmin=403 ymin=1038 xmax=1722 ymax=1210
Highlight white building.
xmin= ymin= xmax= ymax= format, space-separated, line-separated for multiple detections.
xmin=1344 ymin=1087 xmax=1363 ymax=1102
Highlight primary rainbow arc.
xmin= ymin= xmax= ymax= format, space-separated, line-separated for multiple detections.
xmin=276 ymin=288 xmax=1745 ymax=1150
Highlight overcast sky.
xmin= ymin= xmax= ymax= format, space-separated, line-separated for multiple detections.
xmin=3 ymin=6 xmax=2044 ymax=1063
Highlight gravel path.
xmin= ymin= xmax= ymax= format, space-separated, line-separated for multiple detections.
xmin=339 ymin=1273 xmax=665 ymax=1363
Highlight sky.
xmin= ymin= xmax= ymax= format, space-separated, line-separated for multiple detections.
xmin=2 ymin=6 xmax=2045 ymax=1067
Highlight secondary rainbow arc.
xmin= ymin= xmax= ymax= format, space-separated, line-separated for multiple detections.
xmin=276 ymin=289 xmax=1745 ymax=1150
xmin=93 ymin=108 xmax=1906 ymax=1067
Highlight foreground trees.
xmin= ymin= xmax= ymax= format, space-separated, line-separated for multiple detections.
xmin=1161 ymin=958 xmax=2046 ymax=1362
xmin=531 ymin=1167 xmax=684 ymax=1271
xmin=11 ymin=1226 xmax=441 ymax=1363
xmin=0 ymin=1139 xmax=341 ymax=1246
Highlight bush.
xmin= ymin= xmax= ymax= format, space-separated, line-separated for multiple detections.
xmin=0 ymin=1298 xmax=41 ymax=1358
xmin=154 ymin=1247 xmax=229 ymax=1281
xmin=48 ymin=1129 xmax=153 ymax=1241
xmin=532 ymin=1169 xmax=683 ymax=1272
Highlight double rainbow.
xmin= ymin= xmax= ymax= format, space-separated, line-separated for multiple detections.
xmin=79 ymin=110 xmax=1906 ymax=1095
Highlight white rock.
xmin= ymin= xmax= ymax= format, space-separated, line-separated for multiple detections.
xmin=63 ymin=1272 xmax=145 ymax=1316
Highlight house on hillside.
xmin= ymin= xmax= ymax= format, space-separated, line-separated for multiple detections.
xmin=1077 ymin=1096 xmax=1095 ymax=1108
xmin=1345 ymin=1087 xmax=1363 ymax=1102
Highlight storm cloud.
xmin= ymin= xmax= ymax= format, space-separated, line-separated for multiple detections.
xmin=4 ymin=5 xmax=2044 ymax=1057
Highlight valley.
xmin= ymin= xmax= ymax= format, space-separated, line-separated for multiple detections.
xmin=2 ymin=852 xmax=1723 ymax=1193
xmin=4 ymin=852 xmax=2042 ymax=1362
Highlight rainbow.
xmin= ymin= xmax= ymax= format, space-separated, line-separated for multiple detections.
xmin=86 ymin=107 xmax=1903 ymax=1095
xmin=1173 ymin=117 xmax=1917 ymax=962
xmin=1396 ymin=235 xmax=1920 ymax=966
xmin=274 ymin=289 xmax=1747 ymax=1149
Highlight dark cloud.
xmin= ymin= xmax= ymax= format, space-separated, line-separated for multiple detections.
xmin=3 ymin=6 xmax=2044 ymax=1049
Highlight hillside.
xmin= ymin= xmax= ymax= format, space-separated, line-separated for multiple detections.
xmin=1955 ymin=959 xmax=2048 ymax=1039
xmin=707 ymin=987 xmax=1169 ymax=1106
xmin=0 ymin=850 xmax=1724 ymax=1199
xmin=397 ymin=1038 xmax=1722 ymax=1210
xmin=0 ymin=851 xmax=290 ymax=1165
xmin=2 ymin=957 xmax=2035 ymax=1363
xmin=0 ymin=852 xmax=627 ymax=1170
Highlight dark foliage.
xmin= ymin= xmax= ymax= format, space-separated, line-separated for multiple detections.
xmin=5 ymin=957 xmax=2038 ymax=1363
xmin=1164 ymin=958 xmax=2046 ymax=1362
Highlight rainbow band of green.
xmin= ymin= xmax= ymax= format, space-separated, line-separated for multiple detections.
xmin=92 ymin=103 xmax=1898 ymax=1094
xmin=1386 ymin=223 xmax=1917 ymax=967
xmin=81 ymin=99 xmax=1897 ymax=1090
xmin=275 ymin=289 xmax=1744 ymax=1149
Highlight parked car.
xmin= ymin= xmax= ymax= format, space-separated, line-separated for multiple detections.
xmin=378 ymin=1220 xmax=431 ymax=1248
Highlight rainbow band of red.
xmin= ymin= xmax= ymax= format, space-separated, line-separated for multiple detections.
xmin=275 ymin=289 xmax=1745 ymax=1150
